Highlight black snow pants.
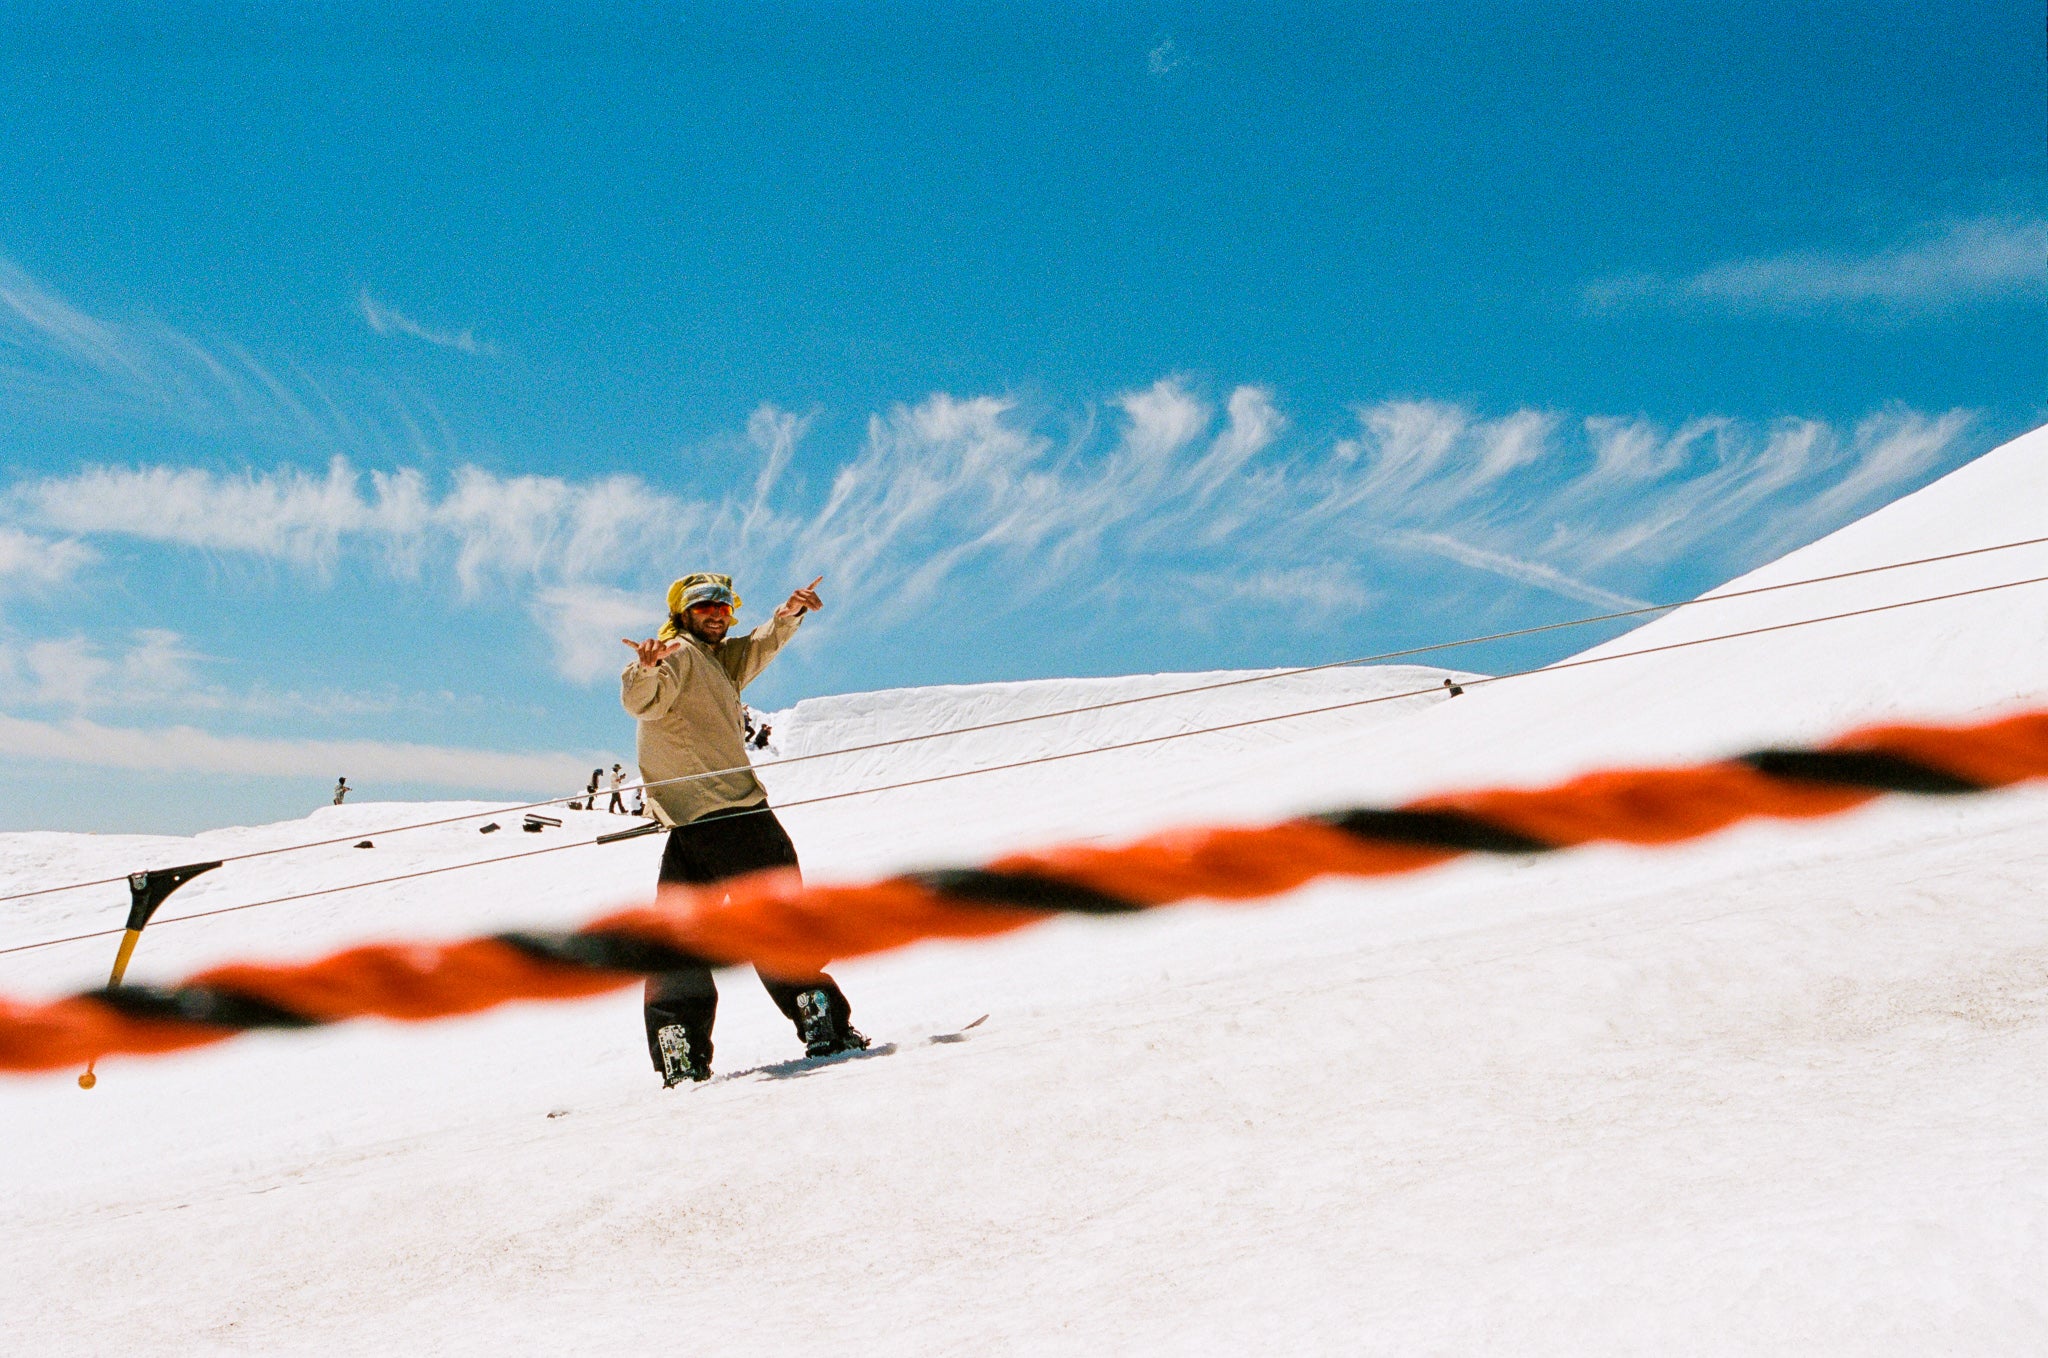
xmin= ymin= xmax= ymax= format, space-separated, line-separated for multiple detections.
xmin=641 ymin=804 xmax=853 ymax=1072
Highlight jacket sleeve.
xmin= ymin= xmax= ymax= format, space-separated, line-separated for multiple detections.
xmin=719 ymin=612 xmax=802 ymax=690
xmin=621 ymin=655 xmax=683 ymax=719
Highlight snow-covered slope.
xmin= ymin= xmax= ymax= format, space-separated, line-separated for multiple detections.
xmin=756 ymin=663 xmax=1471 ymax=876
xmin=2 ymin=427 xmax=2044 ymax=1354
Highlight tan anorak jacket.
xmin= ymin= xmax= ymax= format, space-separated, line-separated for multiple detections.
xmin=620 ymin=613 xmax=801 ymax=826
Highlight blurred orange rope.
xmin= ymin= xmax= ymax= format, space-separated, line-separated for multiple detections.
xmin=3 ymin=708 xmax=2043 ymax=1075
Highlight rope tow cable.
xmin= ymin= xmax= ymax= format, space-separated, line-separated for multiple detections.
xmin=3 ymin=569 xmax=2046 ymax=961
xmin=0 ymin=707 xmax=2043 ymax=1075
xmin=3 ymin=533 xmax=2043 ymax=910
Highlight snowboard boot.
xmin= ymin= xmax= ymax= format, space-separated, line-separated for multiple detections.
xmin=796 ymin=988 xmax=870 ymax=1057
xmin=795 ymin=990 xmax=838 ymax=1057
xmin=656 ymin=1023 xmax=710 ymax=1088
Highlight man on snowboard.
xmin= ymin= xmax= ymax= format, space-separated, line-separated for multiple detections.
xmin=620 ymin=571 xmax=865 ymax=1088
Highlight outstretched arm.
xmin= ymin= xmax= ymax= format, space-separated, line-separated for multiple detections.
xmin=620 ymin=637 xmax=684 ymax=717
xmin=724 ymin=576 xmax=823 ymax=688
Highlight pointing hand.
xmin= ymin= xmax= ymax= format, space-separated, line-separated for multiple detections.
xmin=777 ymin=575 xmax=825 ymax=619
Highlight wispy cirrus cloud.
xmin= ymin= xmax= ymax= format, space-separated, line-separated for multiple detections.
xmin=359 ymin=290 xmax=490 ymax=354
xmin=1394 ymin=534 xmax=1650 ymax=612
xmin=1587 ymin=216 xmax=2048 ymax=314
xmin=0 ymin=251 xmax=1991 ymax=672
xmin=7 ymin=380 xmax=1983 ymax=682
xmin=23 ymin=458 xmax=409 ymax=570
xmin=1 ymin=253 xmax=464 ymax=470
xmin=0 ymin=526 xmax=96 ymax=592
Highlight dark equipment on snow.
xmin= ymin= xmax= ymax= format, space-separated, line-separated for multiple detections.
xmin=479 ymin=823 xmax=501 ymax=834
xmin=354 ymin=841 xmax=374 ymax=849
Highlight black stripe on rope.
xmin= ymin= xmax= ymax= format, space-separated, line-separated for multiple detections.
xmin=1317 ymin=807 xmax=1556 ymax=854
xmin=1740 ymin=749 xmax=1986 ymax=796
xmin=910 ymin=868 xmax=1144 ymax=915
xmin=80 ymin=933 xmax=721 ymax=1037
xmin=496 ymin=929 xmax=720 ymax=975
xmin=93 ymin=984 xmax=322 ymax=1030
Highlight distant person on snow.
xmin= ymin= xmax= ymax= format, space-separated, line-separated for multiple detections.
xmin=752 ymin=722 xmax=772 ymax=751
xmin=607 ymin=763 xmax=627 ymax=814
xmin=578 ymin=768 xmax=602 ymax=812
xmin=333 ymin=777 xmax=350 ymax=805
xmin=620 ymin=571 xmax=865 ymax=1087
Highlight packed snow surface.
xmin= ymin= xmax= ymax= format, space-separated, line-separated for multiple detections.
xmin=2 ymin=427 xmax=2044 ymax=1353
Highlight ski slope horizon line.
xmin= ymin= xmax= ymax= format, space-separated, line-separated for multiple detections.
xmin=4 ymin=566 xmax=2046 ymax=957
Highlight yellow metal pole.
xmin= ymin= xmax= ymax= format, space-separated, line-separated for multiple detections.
xmin=77 ymin=861 xmax=220 ymax=1090
xmin=77 ymin=927 xmax=143 ymax=1090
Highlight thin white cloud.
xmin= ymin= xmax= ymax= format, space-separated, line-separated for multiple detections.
xmin=742 ymin=404 xmax=809 ymax=546
xmin=1318 ymin=400 xmax=1568 ymax=525
xmin=1154 ymin=562 xmax=1370 ymax=621
xmin=0 ymin=708 xmax=590 ymax=791
xmin=0 ymin=257 xmax=154 ymax=390
xmin=1775 ymin=406 xmax=1976 ymax=549
xmin=25 ymin=457 xmax=397 ymax=570
xmin=4 ymin=383 xmax=1985 ymax=668
xmin=1148 ymin=37 xmax=1182 ymax=77
xmin=436 ymin=467 xmax=682 ymax=596
xmin=1180 ymin=385 xmax=1285 ymax=520
xmin=1333 ymin=399 xmax=1463 ymax=492
xmin=1119 ymin=378 xmax=1208 ymax=462
xmin=359 ymin=290 xmax=490 ymax=354
xmin=530 ymin=583 xmax=663 ymax=684
xmin=0 ymin=628 xmax=432 ymax=719
xmin=1588 ymin=216 xmax=2048 ymax=314
xmin=1396 ymin=533 xmax=1652 ymax=612
xmin=1584 ymin=415 xmax=1728 ymax=484
xmin=0 ymin=526 xmax=96 ymax=591
xmin=3 ymin=253 xmax=1979 ymax=655
xmin=11 ymin=629 xmax=203 ymax=706
xmin=20 ymin=458 xmax=691 ymax=592
xmin=1 ymin=252 xmax=452 ymax=470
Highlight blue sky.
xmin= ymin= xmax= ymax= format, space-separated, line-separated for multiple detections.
xmin=0 ymin=1 xmax=2041 ymax=832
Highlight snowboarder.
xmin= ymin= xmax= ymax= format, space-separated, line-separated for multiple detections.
xmin=333 ymin=777 xmax=350 ymax=805
xmin=620 ymin=572 xmax=865 ymax=1087
xmin=607 ymin=763 xmax=627 ymax=814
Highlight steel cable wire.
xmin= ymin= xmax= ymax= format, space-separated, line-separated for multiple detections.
xmin=2 ymin=568 xmax=2043 ymax=959
xmin=3 ymin=533 xmax=2042 ymax=911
